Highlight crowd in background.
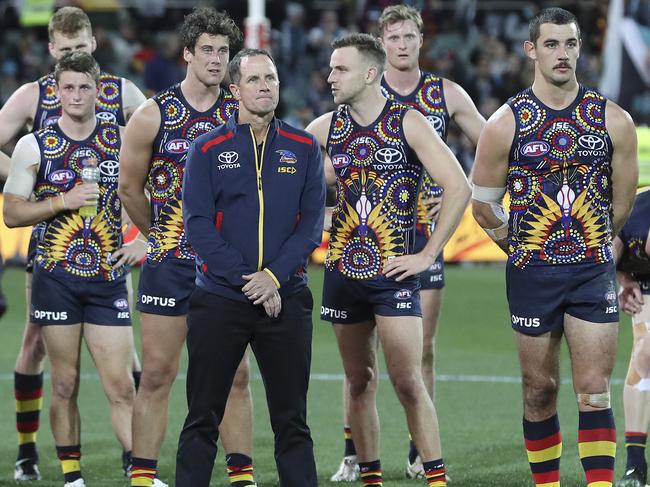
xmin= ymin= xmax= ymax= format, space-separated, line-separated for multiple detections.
xmin=0 ymin=0 xmax=635 ymax=174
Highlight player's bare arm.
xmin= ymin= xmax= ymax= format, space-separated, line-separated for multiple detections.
xmin=4 ymin=134 xmax=98 ymax=227
xmin=606 ymin=101 xmax=638 ymax=237
xmin=384 ymin=109 xmax=471 ymax=280
xmin=470 ymin=103 xmax=515 ymax=253
xmin=306 ymin=112 xmax=336 ymax=186
xmin=0 ymin=82 xmax=39 ymax=179
xmin=122 ymin=79 xmax=147 ymax=121
xmin=118 ymin=98 xmax=160 ymax=236
xmin=443 ymin=78 xmax=486 ymax=146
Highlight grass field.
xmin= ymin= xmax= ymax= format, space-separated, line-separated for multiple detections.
xmin=0 ymin=263 xmax=636 ymax=486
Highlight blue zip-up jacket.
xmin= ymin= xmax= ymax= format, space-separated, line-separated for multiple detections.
xmin=182 ymin=111 xmax=325 ymax=302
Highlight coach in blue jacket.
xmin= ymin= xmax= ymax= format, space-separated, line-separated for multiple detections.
xmin=176 ymin=48 xmax=324 ymax=487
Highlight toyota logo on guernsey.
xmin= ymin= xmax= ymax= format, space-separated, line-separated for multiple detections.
xmin=217 ymin=151 xmax=241 ymax=170
xmin=96 ymin=111 xmax=117 ymax=122
xmin=165 ymin=139 xmax=190 ymax=154
xmin=426 ymin=115 xmax=445 ymax=135
xmin=520 ymin=141 xmax=550 ymax=157
xmin=48 ymin=168 xmax=76 ymax=185
xmin=577 ymin=134 xmax=607 ymax=157
xmin=99 ymin=160 xmax=120 ymax=182
xmin=374 ymin=147 xmax=404 ymax=170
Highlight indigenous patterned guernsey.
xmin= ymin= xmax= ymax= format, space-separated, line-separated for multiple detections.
xmin=146 ymin=84 xmax=237 ymax=263
xmin=32 ymin=120 xmax=124 ymax=281
xmin=618 ymin=190 xmax=650 ymax=278
xmin=381 ymin=73 xmax=449 ymax=239
xmin=325 ymin=100 xmax=422 ymax=280
xmin=506 ymin=85 xmax=613 ymax=268
xmin=33 ymin=72 xmax=126 ymax=130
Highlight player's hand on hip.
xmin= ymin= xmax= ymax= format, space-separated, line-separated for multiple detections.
xmin=111 ymin=239 xmax=147 ymax=269
xmin=619 ymin=281 xmax=644 ymax=315
xmin=383 ymin=252 xmax=434 ymax=281
xmin=262 ymin=291 xmax=282 ymax=318
xmin=423 ymin=194 xmax=443 ymax=220
xmin=242 ymin=271 xmax=279 ymax=305
xmin=64 ymin=182 xmax=100 ymax=210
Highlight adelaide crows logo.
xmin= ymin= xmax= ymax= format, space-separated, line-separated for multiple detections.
xmin=276 ymin=149 xmax=297 ymax=164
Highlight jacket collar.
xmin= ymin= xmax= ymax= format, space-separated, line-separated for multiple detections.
xmin=226 ymin=110 xmax=280 ymax=137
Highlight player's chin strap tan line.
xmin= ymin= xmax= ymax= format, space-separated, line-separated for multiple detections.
xmin=577 ymin=391 xmax=611 ymax=409
xmin=472 ymin=184 xmax=509 ymax=241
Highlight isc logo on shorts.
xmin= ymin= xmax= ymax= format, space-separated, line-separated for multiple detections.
xmin=321 ymin=306 xmax=347 ymax=319
xmin=33 ymin=309 xmax=68 ymax=321
xmin=140 ymin=294 xmax=176 ymax=307
xmin=512 ymin=314 xmax=540 ymax=327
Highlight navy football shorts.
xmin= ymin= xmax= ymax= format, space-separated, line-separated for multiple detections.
xmin=137 ymin=258 xmax=196 ymax=316
xmin=506 ymin=260 xmax=619 ymax=336
xmin=321 ymin=268 xmax=421 ymax=324
xmin=413 ymin=227 xmax=445 ymax=290
xmin=31 ymin=265 xmax=131 ymax=326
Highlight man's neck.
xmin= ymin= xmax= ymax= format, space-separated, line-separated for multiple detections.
xmin=58 ymin=113 xmax=97 ymax=140
xmin=180 ymin=75 xmax=221 ymax=112
xmin=383 ymin=66 xmax=421 ymax=96
xmin=348 ymin=86 xmax=387 ymax=127
xmin=239 ymin=110 xmax=274 ymax=143
xmin=531 ymin=75 xmax=580 ymax=110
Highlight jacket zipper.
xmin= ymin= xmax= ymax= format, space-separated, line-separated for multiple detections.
xmin=250 ymin=126 xmax=267 ymax=271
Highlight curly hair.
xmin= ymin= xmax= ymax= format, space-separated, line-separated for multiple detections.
xmin=179 ymin=7 xmax=243 ymax=54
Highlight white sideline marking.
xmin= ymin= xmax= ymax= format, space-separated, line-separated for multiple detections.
xmin=0 ymin=372 xmax=626 ymax=385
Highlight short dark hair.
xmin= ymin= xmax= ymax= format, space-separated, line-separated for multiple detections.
xmin=179 ymin=7 xmax=242 ymax=54
xmin=332 ymin=33 xmax=386 ymax=71
xmin=48 ymin=6 xmax=92 ymax=42
xmin=229 ymin=48 xmax=276 ymax=85
xmin=54 ymin=51 xmax=100 ymax=85
xmin=529 ymin=7 xmax=581 ymax=44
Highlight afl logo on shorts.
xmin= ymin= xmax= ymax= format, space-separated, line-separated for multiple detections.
xmin=96 ymin=111 xmax=117 ymax=123
xmin=114 ymin=298 xmax=129 ymax=311
xmin=48 ymin=169 xmax=76 ymax=185
xmin=165 ymin=139 xmax=190 ymax=154
xmin=604 ymin=290 xmax=617 ymax=305
xmin=394 ymin=289 xmax=412 ymax=300
xmin=520 ymin=141 xmax=550 ymax=157
xmin=332 ymin=154 xmax=351 ymax=169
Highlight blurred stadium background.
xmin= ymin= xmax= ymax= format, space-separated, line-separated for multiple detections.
xmin=0 ymin=0 xmax=648 ymax=485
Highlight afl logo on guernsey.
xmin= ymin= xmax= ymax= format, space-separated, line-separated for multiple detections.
xmin=96 ymin=111 xmax=117 ymax=122
xmin=332 ymin=154 xmax=351 ymax=169
xmin=48 ymin=169 xmax=76 ymax=185
xmin=165 ymin=139 xmax=190 ymax=154
xmin=520 ymin=141 xmax=550 ymax=157
xmin=44 ymin=116 xmax=60 ymax=127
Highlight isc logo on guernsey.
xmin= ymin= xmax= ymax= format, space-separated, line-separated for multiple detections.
xmin=512 ymin=314 xmax=540 ymax=327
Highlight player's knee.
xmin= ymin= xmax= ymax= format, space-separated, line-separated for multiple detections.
xmin=634 ymin=334 xmax=650 ymax=377
xmin=522 ymin=376 xmax=558 ymax=411
xmin=230 ymin=364 xmax=250 ymax=391
xmin=51 ymin=375 xmax=79 ymax=402
xmin=421 ymin=345 xmax=435 ymax=370
xmin=23 ymin=330 xmax=46 ymax=362
xmin=140 ymin=363 xmax=178 ymax=393
xmin=104 ymin=375 xmax=135 ymax=405
xmin=391 ymin=373 xmax=423 ymax=405
xmin=577 ymin=391 xmax=610 ymax=410
xmin=348 ymin=367 xmax=377 ymax=399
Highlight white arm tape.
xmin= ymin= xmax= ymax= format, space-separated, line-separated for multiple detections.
xmin=484 ymin=221 xmax=509 ymax=241
xmin=4 ymin=134 xmax=40 ymax=199
xmin=472 ymin=184 xmax=506 ymax=204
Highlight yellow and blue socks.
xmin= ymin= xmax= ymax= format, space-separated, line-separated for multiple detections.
xmin=359 ymin=459 xmax=382 ymax=486
xmin=523 ymin=414 xmax=562 ymax=486
xmin=423 ymin=459 xmax=446 ymax=486
xmin=130 ymin=457 xmax=157 ymax=486
xmin=56 ymin=445 xmax=82 ymax=483
xmin=226 ymin=453 xmax=255 ymax=486
xmin=15 ymin=371 xmax=43 ymax=463
xmin=625 ymin=431 xmax=647 ymax=473
xmin=578 ymin=409 xmax=616 ymax=486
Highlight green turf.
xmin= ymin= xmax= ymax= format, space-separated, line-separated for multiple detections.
xmin=0 ymin=264 xmax=635 ymax=486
